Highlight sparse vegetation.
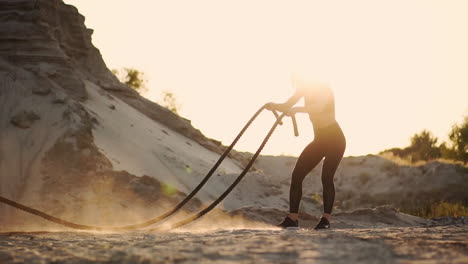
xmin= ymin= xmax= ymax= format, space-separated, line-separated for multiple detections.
xmin=161 ymin=90 xmax=181 ymax=114
xmin=409 ymin=130 xmax=441 ymax=161
xmin=380 ymin=159 xmax=400 ymax=175
xmin=112 ymin=68 xmax=182 ymax=114
xmin=402 ymin=201 xmax=468 ymax=218
xmin=449 ymin=117 xmax=468 ymax=164
xmin=358 ymin=172 xmax=371 ymax=185
xmin=380 ymin=116 xmax=468 ymax=165
xmin=112 ymin=68 xmax=147 ymax=92
xmin=161 ymin=183 xmax=178 ymax=196
xmin=185 ymin=165 xmax=192 ymax=174
xmin=382 ymin=130 xmax=440 ymax=162
xmin=340 ymin=190 xmax=356 ymax=200
xmin=344 ymin=157 xmax=364 ymax=166
xmin=310 ymin=192 xmax=322 ymax=204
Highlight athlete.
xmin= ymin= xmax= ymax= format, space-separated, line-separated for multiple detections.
xmin=265 ymin=76 xmax=346 ymax=230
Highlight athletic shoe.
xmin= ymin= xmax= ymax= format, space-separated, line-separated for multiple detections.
xmin=313 ymin=217 xmax=330 ymax=230
xmin=277 ymin=216 xmax=299 ymax=229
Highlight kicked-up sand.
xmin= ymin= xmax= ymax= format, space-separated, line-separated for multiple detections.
xmin=1 ymin=225 xmax=467 ymax=264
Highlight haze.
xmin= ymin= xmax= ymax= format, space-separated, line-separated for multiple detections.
xmin=64 ymin=0 xmax=468 ymax=156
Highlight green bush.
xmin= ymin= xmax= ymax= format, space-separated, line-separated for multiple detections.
xmin=112 ymin=68 xmax=147 ymax=92
xmin=448 ymin=117 xmax=468 ymax=164
xmin=161 ymin=90 xmax=181 ymax=114
xmin=408 ymin=130 xmax=441 ymax=161
xmin=379 ymin=116 xmax=467 ymax=164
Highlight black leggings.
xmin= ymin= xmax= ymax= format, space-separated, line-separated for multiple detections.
xmin=289 ymin=122 xmax=346 ymax=214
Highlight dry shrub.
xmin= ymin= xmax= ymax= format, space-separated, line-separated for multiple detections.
xmin=358 ymin=172 xmax=371 ymax=185
xmin=403 ymin=201 xmax=468 ymax=218
xmin=303 ymin=193 xmax=322 ymax=205
xmin=379 ymin=152 xmax=466 ymax=167
xmin=379 ymin=152 xmax=425 ymax=166
xmin=380 ymin=160 xmax=399 ymax=176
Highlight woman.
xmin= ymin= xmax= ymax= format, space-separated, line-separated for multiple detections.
xmin=265 ymin=76 xmax=346 ymax=230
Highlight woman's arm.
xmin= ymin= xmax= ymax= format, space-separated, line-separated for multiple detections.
xmin=265 ymin=90 xmax=302 ymax=113
xmin=289 ymin=106 xmax=308 ymax=114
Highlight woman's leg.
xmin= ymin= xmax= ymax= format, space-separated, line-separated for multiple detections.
xmin=321 ymin=140 xmax=346 ymax=215
xmin=289 ymin=140 xmax=326 ymax=214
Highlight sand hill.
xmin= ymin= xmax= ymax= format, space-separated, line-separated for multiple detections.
xmin=0 ymin=0 xmax=244 ymax=229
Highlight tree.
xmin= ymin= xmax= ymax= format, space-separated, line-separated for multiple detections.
xmin=112 ymin=68 xmax=181 ymax=114
xmin=112 ymin=68 xmax=147 ymax=92
xmin=408 ymin=130 xmax=441 ymax=162
xmin=161 ymin=90 xmax=180 ymax=114
xmin=439 ymin=142 xmax=457 ymax=160
xmin=448 ymin=117 xmax=468 ymax=164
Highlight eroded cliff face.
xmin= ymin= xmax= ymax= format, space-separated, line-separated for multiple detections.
xmin=0 ymin=0 xmax=130 ymax=210
xmin=0 ymin=0 xmax=239 ymax=228
xmin=0 ymin=0 xmax=232 ymax=148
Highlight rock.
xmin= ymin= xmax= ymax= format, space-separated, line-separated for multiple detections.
xmin=52 ymin=96 xmax=67 ymax=104
xmin=32 ymin=86 xmax=51 ymax=95
xmin=432 ymin=216 xmax=468 ymax=226
xmin=32 ymin=81 xmax=51 ymax=95
xmin=10 ymin=110 xmax=40 ymax=129
xmin=49 ymin=69 xmax=87 ymax=101
xmin=50 ymin=87 xmax=68 ymax=104
xmin=31 ymin=75 xmax=59 ymax=96
xmin=0 ymin=251 xmax=13 ymax=262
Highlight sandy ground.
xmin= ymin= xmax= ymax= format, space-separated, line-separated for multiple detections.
xmin=0 ymin=225 xmax=467 ymax=264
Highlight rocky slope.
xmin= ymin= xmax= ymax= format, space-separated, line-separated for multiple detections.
xmin=246 ymin=154 xmax=468 ymax=215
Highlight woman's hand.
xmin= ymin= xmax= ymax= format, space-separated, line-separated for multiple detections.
xmin=264 ymin=102 xmax=277 ymax=111
xmin=285 ymin=107 xmax=298 ymax=116
xmin=265 ymin=102 xmax=291 ymax=113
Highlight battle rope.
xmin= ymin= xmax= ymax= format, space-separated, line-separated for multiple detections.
xmin=154 ymin=112 xmax=288 ymax=231
xmin=0 ymin=105 xmax=297 ymax=231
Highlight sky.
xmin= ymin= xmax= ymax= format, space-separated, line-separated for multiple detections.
xmin=64 ymin=0 xmax=468 ymax=157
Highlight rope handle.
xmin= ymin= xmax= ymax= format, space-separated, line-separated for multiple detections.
xmin=291 ymin=114 xmax=299 ymax=137
xmin=270 ymin=110 xmax=283 ymax=125
xmin=269 ymin=108 xmax=299 ymax=137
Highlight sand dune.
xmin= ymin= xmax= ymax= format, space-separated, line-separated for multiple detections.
xmin=83 ymin=80 xmax=242 ymax=202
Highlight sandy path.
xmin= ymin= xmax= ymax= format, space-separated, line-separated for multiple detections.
xmin=0 ymin=226 xmax=467 ymax=264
